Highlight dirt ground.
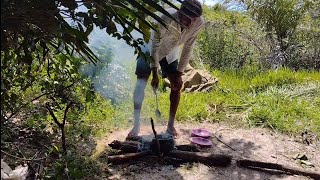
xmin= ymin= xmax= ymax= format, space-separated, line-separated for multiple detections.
xmin=98 ymin=122 xmax=320 ymax=180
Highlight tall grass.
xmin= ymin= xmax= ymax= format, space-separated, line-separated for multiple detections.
xmin=75 ymin=68 xmax=319 ymax=137
xmin=145 ymin=68 xmax=320 ymax=136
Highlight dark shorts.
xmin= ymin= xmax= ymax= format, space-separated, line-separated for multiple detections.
xmin=135 ymin=54 xmax=178 ymax=78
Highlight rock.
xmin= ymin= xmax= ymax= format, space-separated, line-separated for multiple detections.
xmin=1 ymin=159 xmax=12 ymax=175
xmin=183 ymin=71 xmax=202 ymax=90
xmin=163 ymin=64 xmax=218 ymax=92
xmin=1 ymin=160 xmax=28 ymax=180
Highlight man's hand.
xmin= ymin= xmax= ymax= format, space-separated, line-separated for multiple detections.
xmin=151 ymin=67 xmax=159 ymax=88
xmin=168 ymin=71 xmax=183 ymax=91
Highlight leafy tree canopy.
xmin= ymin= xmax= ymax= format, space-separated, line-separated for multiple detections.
xmin=1 ymin=0 xmax=179 ymax=64
xmin=1 ymin=0 xmax=180 ymax=120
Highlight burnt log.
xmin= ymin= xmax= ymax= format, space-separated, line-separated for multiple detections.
xmin=107 ymin=151 xmax=152 ymax=164
xmin=167 ymin=150 xmax=232 ymax=167
xmin=108 ymin=140 xmax=140 ymax=153
xmin=107 ymin=149 xmax=232 ymax=167
xmin=108 ymin=140 xmax=200 ymax=153
xmin=175 ymin=144 xmax=200 ymax=152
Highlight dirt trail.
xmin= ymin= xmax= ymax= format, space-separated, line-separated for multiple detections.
xmin=99 ymin=122 xmax=319 ymax=180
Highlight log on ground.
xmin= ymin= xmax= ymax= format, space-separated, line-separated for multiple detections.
xmin=167 ymin=150 xmax=232 ymax=167
xmin=237 ymin=159 xmax=320 ymax=179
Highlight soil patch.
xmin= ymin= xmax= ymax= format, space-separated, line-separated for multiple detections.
xmin=99 ymin=122 xmax=320 ymax=180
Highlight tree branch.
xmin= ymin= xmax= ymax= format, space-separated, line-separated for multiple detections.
xmin=1 ymin=150 xmax=47 ymax=161
xmin=63 ymin=101 xmax=73 ymax=126
xmin=46 ymin=103 xmax=62 ymax=127
xmin=6 ymin=82 xmax=75 ymax=120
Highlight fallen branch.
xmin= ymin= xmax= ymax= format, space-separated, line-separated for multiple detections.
xmin=213 ymin=134 xmax=236 ymax=151
xmin=237 ymin=159 xmax=320 ymax=179
xmin=1 ymin=150 xmax=47 ymax=161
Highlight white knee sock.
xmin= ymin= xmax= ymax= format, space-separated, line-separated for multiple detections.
xmin=132 ymin=78 xmax=147 ymax=131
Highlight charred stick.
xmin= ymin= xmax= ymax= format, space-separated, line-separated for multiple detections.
xmin=167 ymin=150 xmax=232 ymax=167
xmin=107 ymin=151 xmax=152 ymax=164
xmin=151 ymin=118 xmax=161 ymax=156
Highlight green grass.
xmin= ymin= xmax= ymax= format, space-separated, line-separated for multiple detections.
xmin=212 ymin=67 xmax=320 ymax=92
xmin=135 ymin=68 xmax=320 ymax=136
xmin=34 ymin=67 xmax=319 ymax=140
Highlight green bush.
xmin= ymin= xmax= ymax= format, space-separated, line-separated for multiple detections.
xmin=75 ymin=94 xmax=116 ymax=137
xmin=194 ymin=6 xmax=268 ymax=70
xmin=288 ymin=14 xmax=320 ymax=69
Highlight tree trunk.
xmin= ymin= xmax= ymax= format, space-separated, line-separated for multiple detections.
xmin=61 ymin=126 xmax=66 ymax=152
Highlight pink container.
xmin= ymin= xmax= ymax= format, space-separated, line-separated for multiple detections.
xmin=190 ymin=137 xmax=213 ymax=147
xmin=191 ymin=128 xmax=211 ymax=138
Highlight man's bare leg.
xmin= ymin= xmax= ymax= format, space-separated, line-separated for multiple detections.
xmin=167 ymin=88 xmax=180 ymax=137
xmin=128 ymin=78 xmax=148 ymax=137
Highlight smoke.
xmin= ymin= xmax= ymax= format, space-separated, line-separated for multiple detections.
xmin=80 ymin=27 xmax=139 ymax=104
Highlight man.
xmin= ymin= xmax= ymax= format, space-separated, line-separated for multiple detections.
xmin=128 ymin=0 xmax=204 ymax=138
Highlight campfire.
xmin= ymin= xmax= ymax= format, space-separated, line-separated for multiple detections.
xmin=107 ymin=118 xmax=320 ymax=179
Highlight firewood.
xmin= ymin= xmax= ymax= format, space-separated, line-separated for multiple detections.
xmin=167 ymin=150 xmax=232 ymax=167
xmin=108 ymin=140 xmax=140 ymax=153
xmin=108 ymin=140 xmax=200 ymax=153
xmin=107 ymin=151 xmax=152 ymax=164
xmin=107 ymin=140 xmax=320 ymax=179
xmin=175 ymin=144 xmax=200 ymax=152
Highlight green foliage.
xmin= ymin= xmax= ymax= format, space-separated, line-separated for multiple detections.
xmin=288 ymin=13 xmax=320 ymax=69
xmin=237 ymin=0 xmax=319 ymax=69
xmin=44 ymin=147 xmax=106 ymax=179
xmin=1 ymin=0 xmax=180 ymax=121
xmin=241 ymin=0 xmax=311 ymax=45
xmin=1 ymin=0 xmax=178 ymax=64
xmin=195 ymin=5 xmax=267 ymax=69
xmin=76 ymin=94 xmax=116 ymax=137
xmin=198 ymin=1 xmax=319 ymax=70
